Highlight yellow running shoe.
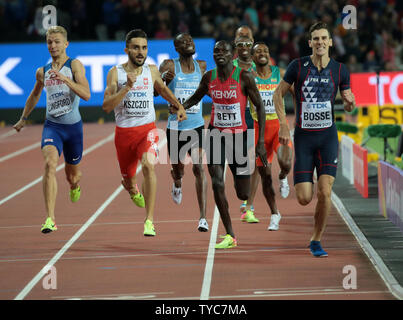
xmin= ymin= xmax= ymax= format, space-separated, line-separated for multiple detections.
xmin=131 ymin=184 xmax=145 ymax=208
xmin=144 ymin=219 xmax=156 ymax=236
xmin=241 ymin=209 xmax=259 ymax=223
xmin=41 ymin=217 xmax=57 ymax=234
xmin=69 ymin=186 xmax=81 ymax=203
xmin=215 ymin=234 xmax=237 ymax=249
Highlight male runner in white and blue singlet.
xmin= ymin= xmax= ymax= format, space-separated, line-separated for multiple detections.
xmin=159 ymin=33 xmax=209 ymax=232
xmin=13 ymin=26 xmax=91 ymax=234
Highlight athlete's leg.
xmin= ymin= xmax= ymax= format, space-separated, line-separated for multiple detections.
xmin=208 ymin=164 xmax=234 ymax=237
xmin=244 ymin=168 xmax=259 ymax=211
xmin=141 ymin=151 xmax=157 ymax=223
xmin=258 ymin=164 xmax=278 ymax=215
xmin=121 ymin=176 xmax=137 ymax=195
xmin=277 ymin=144 xmax=292 ymax=179
xmin=171 ymin=163 xmax=185 ymax=188
xmin=63 ymin=120 xmax=83 ymax=197
xmin=42 ymin=145 xmax=59 ymax=222
xmin=295 ymin=182 xmax=314 ymax=205
xmin=65 ymin=163 xmax=81 ymax=190
xmin=311 ymin=174 xmax=335 ymax=241
xmin=192 ymin=148 xmax=207 ymax=220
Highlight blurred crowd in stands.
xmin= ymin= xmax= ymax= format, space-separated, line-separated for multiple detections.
xmin=0 ymin=0 xmax=402 ymax=71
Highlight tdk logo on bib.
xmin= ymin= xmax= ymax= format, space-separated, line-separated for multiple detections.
xmin=305 ymin=102 xmax=329 ymax=110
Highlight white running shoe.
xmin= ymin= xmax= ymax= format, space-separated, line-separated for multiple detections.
xmin=279 ymin=178 xmax=290 ymax=198
xmin=198 ymin=218 xmax=209 ymax=232
xmin=268 ymin=212 xmax=281 ymax=231
xmin=172 ymin=183 xmax=182 ymax=204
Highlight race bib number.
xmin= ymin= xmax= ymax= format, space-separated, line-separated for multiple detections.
xmin=301 ymin=101 xmax=332 ymax=129
xmin=260 ymin=91 xmax=275 ymax=114
xmin=122 ymin=90 xmax=151 ymax=117
xmin=47 ymin=93 xmax=72 ymax=117
xmin=174 ymin=88 xmax=200 ymax=114
xmin=213 ymin=102 xmax=242 ymax=127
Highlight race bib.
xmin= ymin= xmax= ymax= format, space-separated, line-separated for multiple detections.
xmin=47 ymin=93 xmax=72 ymax=117
xmin=301 ymin=101 xmax=332 ymax=129
xmin=213 ymin=102 xmax=242 ymax=127
xmin=174 ymin=87 xmax=200 ymax=114
xmin=260 ymin=90 xmax=275 ymax=114
xmin=122 ymin=90 xmax=151 ymax=117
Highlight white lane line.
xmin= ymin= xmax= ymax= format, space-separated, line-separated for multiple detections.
xmin=0 ymin=142 xmax=41 ymax=163
xmin=14 ymin=138 xmax=167 ymax=300
xmin=53 ymin=291 xmax=174 ymax=300
xmin=154 ymin=290 xmax=391 ymax=300
xmin=0 ymin=132 xmax=114 ymax=207
xmin=14 ymin=185 xmax=124 ymax=300
xmin=0 ymin=129 xmax=18 ymax=139
xmin=332 ymin=191 xmax=403 ymax=300
xmin=200 ymin=162 xmax=228 ymax=300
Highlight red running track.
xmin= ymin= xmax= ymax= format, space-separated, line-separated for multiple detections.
xmin=0 ymin=121 xmax=395 ymax=300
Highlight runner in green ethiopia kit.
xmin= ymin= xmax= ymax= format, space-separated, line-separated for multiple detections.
xmin=243 ymin=42 xmax=294 ymax=231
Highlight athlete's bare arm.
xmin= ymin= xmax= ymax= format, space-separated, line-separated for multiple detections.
xmin=241 ymin=70 xmax=268 ymax=167
xmin=182 ymin=71 xmax=211 ymax=110
xmin=13 ymin=67 xmax=44 ymax=132
xmin=49 ymin=59 xmax=90 ymax=101
xmin=280 ymin=67 xmax=296 ymax=114
xmin=159 ymin=59 xmax=175 ymax=85
xmin=102 ymin=67 xmax=133 ymax=113
xmin=341 ymin=89 xmax=356 ymax=112
xmin=150 ymin=65 xmax=187 ymax=121
xmin=273 ymin=80 xmax=292 ymax=145
xmin=197 ymin=60 xmax=207 ymax=74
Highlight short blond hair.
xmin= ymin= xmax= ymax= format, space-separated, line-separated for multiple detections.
xmin=46 ymin=26 xmax=68 ymax=40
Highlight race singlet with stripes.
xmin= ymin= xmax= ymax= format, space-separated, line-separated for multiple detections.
xmin=167 ymin=58 xmax=204 ymax=130
xmin=114 ymin=63 xmax=155 ymax=128
xmin=249 ymin=65 xmax=283 ymax=121
xmin=44 ymin=58 xmax=81 ymax=124
xmin=209 ymin=66 xmax=247 ymax=132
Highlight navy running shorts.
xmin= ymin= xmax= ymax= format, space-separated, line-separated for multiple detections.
xmin=293 ymin=124 xmax=338 ymax=185
xmin=41 ymin=119 xmax=83 ymax=165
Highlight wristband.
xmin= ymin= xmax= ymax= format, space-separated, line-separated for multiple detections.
xmin=21 ymin=116 xmax=28 ymax=121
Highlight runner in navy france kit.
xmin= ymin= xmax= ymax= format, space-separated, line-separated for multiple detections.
xmin=273 ymin=22 xmax=356 ymax=258
xmin=283 ymin=55 xmax=351 ymax=184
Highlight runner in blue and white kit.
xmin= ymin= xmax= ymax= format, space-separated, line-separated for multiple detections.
xmin=159 ymin=33 xmax=209 ymax=232
xmin=13 ymin=26 xmax=91 ymax=234
xmin=273 ymin=22 xmax=356 ymax=257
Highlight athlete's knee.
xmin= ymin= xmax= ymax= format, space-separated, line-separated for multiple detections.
xmin=297 ymin=193 xmax=312 ymax=206
xmin=211 ymin=176 xmax=224 ymax=193
xmin=141 ymin=159 xmax=155 ymax=176
xmin=296 ymin=187 xmax=313 ymax=205
xmin=44 ymin=158 xmax=58 ymax=175
xmin=317 ymin=185 xmax=332 ymax=202
xmin=192 ymin=164 xmax=204 ymax=177
xmin=259 ymin=168 xmax=273 ymax=182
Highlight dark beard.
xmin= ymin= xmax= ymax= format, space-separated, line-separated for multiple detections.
xmin=129 ymin=55 xmax=145 ymax=66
